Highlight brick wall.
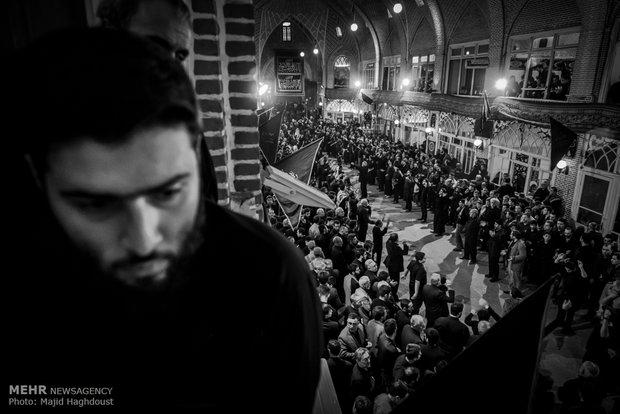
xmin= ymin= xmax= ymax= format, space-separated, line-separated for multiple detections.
xmin=510 ymin=0 xmax=581 ymax=36
xmin=410 ymin=18 xmax=436 ymax=56
xmin=446 ymin=0 xmax=489 ymax=45
xmin=192 ymin=0 xmax=261 ymax=215
xmin=569 ymin=0 xmax=609 ymax=101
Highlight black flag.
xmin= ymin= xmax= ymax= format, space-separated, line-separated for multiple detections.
xmin=394 ymin=278 xmax=554 ymax=414
xmin=474 ymin=90 xmax=493 ymax=138
xmin=549 ymin=117 xmax=577 ymax=170
xmin=259 ymin=110 xmax=283 ymax=165
xmin=273 ymin=138 xmax=323 ymax=228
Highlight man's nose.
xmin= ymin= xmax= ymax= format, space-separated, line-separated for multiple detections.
xmin=121 ymin=199 xmax=163 ymax=256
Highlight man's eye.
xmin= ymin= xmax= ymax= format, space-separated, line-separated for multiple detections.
xmin=175 ymin=50 xmax=189 ymax=62
xmin=73 ymin=199 xmax=119 ymax=215
xmin=151 ymin=186 xmax=183 ymax=204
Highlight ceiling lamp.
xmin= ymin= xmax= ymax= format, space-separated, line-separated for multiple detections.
xmin=393 ymin=3 xmax=403 ymax=13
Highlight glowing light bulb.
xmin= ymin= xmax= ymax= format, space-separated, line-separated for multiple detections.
xmin=495 ymin=78 xmax=508 ymax=90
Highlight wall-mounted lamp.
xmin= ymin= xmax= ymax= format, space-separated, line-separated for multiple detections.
xmin=425 ymin=127 xmax=433 ymax=133
xmin=258 ymin=83 xmax=269 ymax=96
xmin=313 ymin=48 xmax=319 ymax=55
xmin=354 ymin=80 xmax=361 ymax=88
xmin=474 ymin=138 xmax=484 ymax=151
xmin=394 ymin=119 xmax=400 ymax=126
xmin=495 ymin=78 xmax=507 ymax=90
xmin=556 ymin=159 xmax=569 ymax=175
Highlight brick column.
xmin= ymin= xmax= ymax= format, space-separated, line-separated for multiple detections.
xmin=484 ymin=0 xmax=505 ymax=97
xmin=569 ymin=0 xmax=608 ymax=102
xmin=192 ymin=0 xmax=262 ymax=218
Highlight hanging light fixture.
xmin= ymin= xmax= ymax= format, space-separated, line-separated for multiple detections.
xmin=351 ymin=2 xmax=358 ymax=31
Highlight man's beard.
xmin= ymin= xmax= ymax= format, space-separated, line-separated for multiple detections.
xmin=67 ymin=210 xmax=206 ymax=296
xmin=104 ymin=221 xmax=205 ymax=294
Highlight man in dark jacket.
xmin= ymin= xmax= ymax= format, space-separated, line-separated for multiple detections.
xmin=462 ymin=208 xmax=481 ymax=264
xmin=486 ymin=221 xmax=505 ymax=282
xmin=404 ymin=251 xmax=427 ymax=314
xmin=385 ymin=234 xmax=409 ymax=298
xmin=327 ymin=340 xmax=354 ymax=414
xmin=357 ymin=198 xmax=371 ymax=242
xmin=372 ymin=217 xmax=390 ymax=267
xmin=434 ymin=303 xmax=470 ymax=359
xmin=8 ymin=29 xmax=322 ymax=412
xmin=422 ymin=274 xmax=456 ymax=328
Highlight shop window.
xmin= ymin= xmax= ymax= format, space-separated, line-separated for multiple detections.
xmin=411 ymin=53 xmax=434 ymax=92
xmin=507 ymin=29 xmax=579 ymax=100
xmin=382 ymin=56 xmax=401 ymax=91
xmin=446 ymin=41 xmax=489 ymax=96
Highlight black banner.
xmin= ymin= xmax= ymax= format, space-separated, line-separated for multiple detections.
xmin=259 ymin=111 xmax=283 ymax=165
xmin=275 ymin=54 xmax=304 ymax=95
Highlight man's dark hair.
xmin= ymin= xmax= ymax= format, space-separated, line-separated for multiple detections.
xmin=353 ymin=396 xmax=372 ymax=414
xmin=18 ymin=28 xmax=200 ymax=172
xmin=426 ymin=327 xmax=439 ymax=346
xmin=384 ymin=318 xmax=397 ymax=336
xmin=372 ymin=306 xmax=386 ymax=321
xmin=347 ymin=312 xmax=360 ymax=321
xmin=378 ymin=284 xmax=392 ymax=298
xmin=327 ymin=339 xmax=341 ymax=356
xmin=97 ymin=0 xmax=191 ymax=30
xmin=450 ymin=302 xmax=464 ymax=316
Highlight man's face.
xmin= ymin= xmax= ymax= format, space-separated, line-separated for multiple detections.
xmin=128 ymin=0 xmax=191 ymax=62
xmin=357 ymin=352 xmax=371 ymax=370
xmin=45 ymin=125 xmax=200 ymax=291
xmin=564 ymin=229 xmax=572 ymax=239
xmin=543 ymin=233 xmax=552 ymax=242
xmin=347 ymin=318 xmax=360 ymax=332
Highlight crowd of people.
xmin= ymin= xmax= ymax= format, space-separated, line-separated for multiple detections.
xmin=263 ymin=114 xmax=620 ymax=413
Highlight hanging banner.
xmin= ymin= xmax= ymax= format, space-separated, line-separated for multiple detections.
xmin=275 ymin=53 xmax=304 ymax=96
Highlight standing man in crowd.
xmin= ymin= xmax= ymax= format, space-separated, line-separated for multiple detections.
xmin=8 ymin=28 xmax=322 ymax=411
xmin=405 ymin=251 xmax=427 ymax=314
xmin=357 ymin=198 xmax=371 ymax=242
xmin=385 ymin=233 xmax=410 ymax=299
xmin=373 ymin=216 xmax=390 ymax=267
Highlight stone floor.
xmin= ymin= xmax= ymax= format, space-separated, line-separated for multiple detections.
xmin=341 ymin=163 xmax=594 ymax=407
